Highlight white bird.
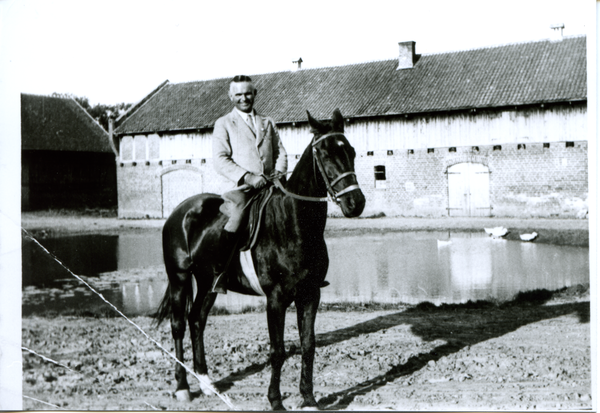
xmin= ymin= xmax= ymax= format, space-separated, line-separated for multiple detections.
xmin=437 ymin=239 xmax=452 ymax=248
xmin=520 ymin=232 xmax=538 ymax=241
xmin=484 ymin=226 xmax=509 ymax=239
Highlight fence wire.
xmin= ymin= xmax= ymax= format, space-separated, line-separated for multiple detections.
xmin=21 ymin=229 xmax=237 ymax=410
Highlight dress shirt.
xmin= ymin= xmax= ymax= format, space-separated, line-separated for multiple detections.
xmin=235 ymin=108 xmax=257 ymax=132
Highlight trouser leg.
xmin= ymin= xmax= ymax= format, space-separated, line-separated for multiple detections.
xmin=211 ymin=230 xmax=237 ymax=294
xmin=211 ymin=188 xmax=253 ymax=294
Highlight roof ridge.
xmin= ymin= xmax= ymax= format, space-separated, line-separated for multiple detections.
xmin=424 ymin=34 xmax=586 ymax=56
xmin=20 ymin=92 xmax=73 ymax=100
xmin=169 ymin=35 xmax=586 ymax=87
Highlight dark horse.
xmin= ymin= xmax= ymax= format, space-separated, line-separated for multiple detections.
xmin=155 ymin=109 xmax=366 ymax=410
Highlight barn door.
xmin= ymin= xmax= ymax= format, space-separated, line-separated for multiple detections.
xmin=161 ymin=169 xmax=203 ymax=218
xmin=447 ymin=163 xmax=491 ymax=217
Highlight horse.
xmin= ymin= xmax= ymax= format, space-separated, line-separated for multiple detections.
xmin=155 ymin=108 xmax=366 ymax=410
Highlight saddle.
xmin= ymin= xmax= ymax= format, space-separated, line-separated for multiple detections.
xmin=239 ymin=185 xmax=275 ymax=251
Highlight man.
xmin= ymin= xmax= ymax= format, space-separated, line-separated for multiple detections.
xmin=211 ymin=75 xmax=287 ymax=293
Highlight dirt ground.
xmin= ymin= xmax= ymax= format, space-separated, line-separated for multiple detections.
xmin=20 ymin=213 xmax=594 ymax=410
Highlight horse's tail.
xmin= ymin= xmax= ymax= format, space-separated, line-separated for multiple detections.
xmin=152 ymin=279 xmax=193 ymax=328
xmin=153 ymin=283 xmax=172 ymax=327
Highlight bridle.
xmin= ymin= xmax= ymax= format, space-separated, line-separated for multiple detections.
xmin=272 ymin=132 xmax=361 ymax=204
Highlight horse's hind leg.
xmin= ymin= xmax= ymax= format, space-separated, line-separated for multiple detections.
xmin=266 ymin=294 xmax=290 ymax=411
xmin=188 ymin=267 xmax=217 ymax=395
xmin=168 ymin=272 xmax=193 ymax=402
xmin=295 ymin=288 xmax=321 ymax=409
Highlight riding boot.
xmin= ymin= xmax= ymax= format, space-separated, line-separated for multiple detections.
xmin=211 ymin=230 xmax=238 ymax=294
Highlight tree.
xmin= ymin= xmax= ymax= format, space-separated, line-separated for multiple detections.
xmin=51 ymin=92 xmax=132 ymax=131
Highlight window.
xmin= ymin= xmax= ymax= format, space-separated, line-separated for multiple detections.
xmin=374 ymin=165 xmax=386 ymax=189
xmin=427 ymin=148 xmax=434 ymax=153
xmin=493 ymin=145 xmax=502 ymax=151
xmin=566 ymin=142 xmax=574 ymax=148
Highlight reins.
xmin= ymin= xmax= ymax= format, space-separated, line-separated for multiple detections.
xmin=271 ymin=132 xmax=361 ymax=204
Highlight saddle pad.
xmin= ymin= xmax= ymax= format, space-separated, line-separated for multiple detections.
xmin=239 ymin=250 xmax=266 ymax=297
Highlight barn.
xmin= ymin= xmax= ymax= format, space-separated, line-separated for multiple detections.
xmin=112 ymin=35 xmax=587 ymax=219
xmin=21 ymin=94 xmax=118 ymax=210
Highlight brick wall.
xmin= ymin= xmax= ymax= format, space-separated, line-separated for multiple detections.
xmin=353 ymin=141 xmax=588 ymax=218
xmin=117 ymin=140 xmax=587 ymax=219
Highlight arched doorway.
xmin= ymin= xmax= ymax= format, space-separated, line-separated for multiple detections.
xmin=447 ymin=162 xmax=491 ymax=217
xmin=161 ymin=168 xmax=203 ymax=218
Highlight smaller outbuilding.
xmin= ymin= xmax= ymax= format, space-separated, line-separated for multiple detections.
xmin=21 ymin=94 xmax=117 ymax=210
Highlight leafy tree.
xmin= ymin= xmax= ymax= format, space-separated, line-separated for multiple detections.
xmin=51 ymin=92 xmax=132 ymax=131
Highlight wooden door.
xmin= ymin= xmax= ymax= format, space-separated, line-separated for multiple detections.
xmin=161 ymin=169 xmax=203 ymax=218
xmin=447 ymin=163 xmax=491 ymax=217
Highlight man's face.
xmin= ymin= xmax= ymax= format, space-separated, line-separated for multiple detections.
xmin=229 ymin=81 xmax=256 ymax=113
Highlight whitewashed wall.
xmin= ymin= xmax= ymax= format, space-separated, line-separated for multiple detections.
xmin=291 ymin=105 xmax=586 ymax=155
xmin=119 ymin=132 xmax=213 ymax=162
xmin=118 ymin=104 xmax=586 ymax=161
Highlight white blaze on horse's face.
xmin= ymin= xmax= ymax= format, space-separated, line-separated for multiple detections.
xmin=228 ymin=81 xmax=256 ymax=113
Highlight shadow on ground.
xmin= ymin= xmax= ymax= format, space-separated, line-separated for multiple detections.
xmin=211 ymin=288 xmax=589 ymax=409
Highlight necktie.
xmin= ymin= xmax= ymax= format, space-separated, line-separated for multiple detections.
xmin=247 ymin=114 xmax=256 ymax=134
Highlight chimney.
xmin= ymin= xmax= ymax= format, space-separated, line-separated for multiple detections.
xmin=397 ymin=41 xmax=417 ymax=70
xmin=550 ymin=23 xmax=564 ymax=41
xmin=292 ymin=57 xmax=303 ymax=71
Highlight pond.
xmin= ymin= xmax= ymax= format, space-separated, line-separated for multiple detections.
xmin=22 ymin=230 xmax=589 ymax=316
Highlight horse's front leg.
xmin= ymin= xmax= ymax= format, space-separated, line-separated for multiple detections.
xmin=266 ymin=293 xmax=288 ymax=410
xmin=295 ymin=287 xmax=320 ymax=409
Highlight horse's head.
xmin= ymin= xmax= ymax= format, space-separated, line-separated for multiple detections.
xmin=307 ymin=109 xmax=366 ymax=218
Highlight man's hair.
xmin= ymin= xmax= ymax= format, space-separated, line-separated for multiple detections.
xmin=232 ymin=75 xmax=252 ymax=83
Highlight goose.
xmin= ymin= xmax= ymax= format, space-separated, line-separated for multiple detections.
xmin=484 ymin=226 xmax=509 ymax=239
xmin=437 ymin=239 xmax=452 ymax=248
xmin=520 ymin=232 xmax=538 ymax=242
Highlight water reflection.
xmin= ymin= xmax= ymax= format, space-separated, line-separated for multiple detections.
xmin=22 ymin=230 xmax=589 ymax=316
xmin=321 ymin=232 xmax=588 ymax=306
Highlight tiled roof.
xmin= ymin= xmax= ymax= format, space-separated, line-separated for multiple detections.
xmin=21 ymin=94 xmax=111 ymax=152
xmin=115 ymin=36 xmax=586 ymax=135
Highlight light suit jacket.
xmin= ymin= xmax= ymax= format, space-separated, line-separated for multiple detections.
xmin=212 ymin=109 xmax=287 ymax=187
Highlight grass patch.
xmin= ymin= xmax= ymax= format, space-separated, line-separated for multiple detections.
xmin=408 ymin=284 xmax=590 ymax=314
xmin=24 ymin=285 xmax=590 ymax=319
xmin=25 ymin=208 xmax=117 ymax=218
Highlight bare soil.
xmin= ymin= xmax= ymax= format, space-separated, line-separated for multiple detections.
xmin=21 ymin=213 xmax=593 ymax=410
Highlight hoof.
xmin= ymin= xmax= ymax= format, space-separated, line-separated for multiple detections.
xmin=299 ymin=399 xmax=319 ymax=410
xmin=198 ymin=374 xmax=215 ymax=395
xmin=174 ymin=389 xmax=192 ymax=402
xmin=271 ymin=401 xmax=286 ymax=411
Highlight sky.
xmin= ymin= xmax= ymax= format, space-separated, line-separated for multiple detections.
xmin=1 ymin=0 xmax=592 ymax=106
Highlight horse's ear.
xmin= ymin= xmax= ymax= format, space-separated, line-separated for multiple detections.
xmin=307 ymin=110 xmax=328 ymax=134
xmin=331 ymin=108 xmax=344 ymax=132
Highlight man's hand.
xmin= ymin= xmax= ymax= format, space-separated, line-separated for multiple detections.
xmin=244 ymin=173 xmax=267 ymax=189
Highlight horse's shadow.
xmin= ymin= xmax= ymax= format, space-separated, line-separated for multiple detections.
xmin=210 ymin=289 xmax=589 ymax=409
